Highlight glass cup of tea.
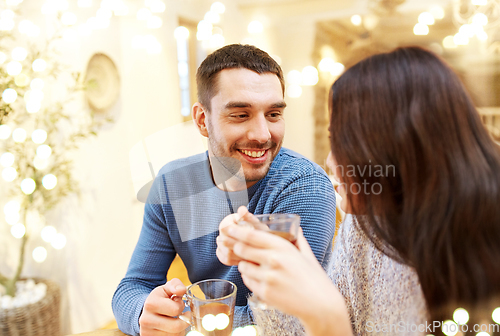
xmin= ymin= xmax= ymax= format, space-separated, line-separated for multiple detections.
xmin=179 ymin=279 xmax=237 ymax=336
xmin=238 ymin=213 xmax=301 ymax=309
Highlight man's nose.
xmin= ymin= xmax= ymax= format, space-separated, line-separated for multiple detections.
xmin=247 ymin=115 xmax=271 ymax=144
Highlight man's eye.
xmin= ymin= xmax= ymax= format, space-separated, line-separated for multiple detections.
xmin=231 ymin=114 xmax=247 ymax=119
xmin=268 ymin=112 xmax=281 ymax=118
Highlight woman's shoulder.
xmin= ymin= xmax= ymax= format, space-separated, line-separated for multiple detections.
xmin=329 ymin=215 xmax=429 ymax=335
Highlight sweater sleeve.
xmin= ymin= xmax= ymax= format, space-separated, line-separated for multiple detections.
xmin=112 ymin=177 xmax=177 ymax=336
xmin=271 ymin=171 xmax=337 ymax=267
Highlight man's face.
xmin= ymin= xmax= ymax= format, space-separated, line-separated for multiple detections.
xmin=205 ymin=68 xmax=286 ymax=188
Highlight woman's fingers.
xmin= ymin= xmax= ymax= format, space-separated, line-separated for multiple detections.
xmin=228 ymin=225 xmax=288 ymax=249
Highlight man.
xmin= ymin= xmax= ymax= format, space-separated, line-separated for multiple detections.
xmin=112 ymin=44 xmax=336 ymax=336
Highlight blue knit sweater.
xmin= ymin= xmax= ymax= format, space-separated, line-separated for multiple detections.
xmin=112 ymin=148 xmax=336 ymax=336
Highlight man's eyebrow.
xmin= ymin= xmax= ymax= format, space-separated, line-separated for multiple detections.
xmin=224 ymin=101 xmax=252 ymax=109
xmin=271 ymin=101 xmax=287 ymax=109
xmin=223 ymin=101 xmax=287 ymax=109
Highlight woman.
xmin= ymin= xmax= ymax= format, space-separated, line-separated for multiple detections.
xmin=217 ymin=46 xmax=500 ymax=335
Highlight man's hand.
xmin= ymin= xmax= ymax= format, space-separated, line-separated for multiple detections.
xmin=216 ymin=206 xmax=252 ymax=266
xmin=139 ymin=278 xmax=190 ymax=336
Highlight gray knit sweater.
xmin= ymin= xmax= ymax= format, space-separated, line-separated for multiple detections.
xmin=251 ymin=215 xmax=428 ymax=336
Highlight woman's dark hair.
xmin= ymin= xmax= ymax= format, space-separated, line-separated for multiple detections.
xmin=196 ymin=44 xmax=284 ymax=112
xmin=329 ymin=46 xmax=500 ymax=321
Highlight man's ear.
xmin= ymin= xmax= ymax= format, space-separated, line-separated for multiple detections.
xmin=192 ymin=102 xmax=209 ymax=137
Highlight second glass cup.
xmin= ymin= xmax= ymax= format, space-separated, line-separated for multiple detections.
xmin=238 ymin=213 xmax=301 ymax=310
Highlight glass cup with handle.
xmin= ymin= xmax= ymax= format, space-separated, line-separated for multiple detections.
xmin=179 ymin=279 xmax=237 ymax=336
xmin=238 ymin=213 xmax=301 ymax=310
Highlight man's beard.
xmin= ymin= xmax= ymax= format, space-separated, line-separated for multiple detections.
xmin=208 ymin=137 xmax=281 ymax=185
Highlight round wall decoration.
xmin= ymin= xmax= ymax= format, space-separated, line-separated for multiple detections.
xmin=84 ymin=53 xmax=120 ymax=112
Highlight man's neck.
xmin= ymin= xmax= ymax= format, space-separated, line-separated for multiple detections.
xmin=207 ymin=154 xmax=248 ymax=192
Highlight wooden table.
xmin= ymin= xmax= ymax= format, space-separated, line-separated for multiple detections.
xmin=67 ymin=329 xmax=127 ymax=336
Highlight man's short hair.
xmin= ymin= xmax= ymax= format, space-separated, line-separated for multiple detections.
xmin=196 ymin=44 xmax=285 ymax=112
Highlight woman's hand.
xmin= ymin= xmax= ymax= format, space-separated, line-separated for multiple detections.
xmin=216 ymin=206 xmax=254 ymax=266
xmin=227 ymin=221 xmax=353 ymax=336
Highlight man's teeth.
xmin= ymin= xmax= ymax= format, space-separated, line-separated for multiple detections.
xmin=241 ymin=150 xmax=266 ymax=158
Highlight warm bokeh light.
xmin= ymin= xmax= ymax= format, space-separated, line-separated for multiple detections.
xmin=5 ymin=212 xmax=20 ymax=225
xmin=413 ymin=23 xmax=429 ymax=35
xmin=6 ymin=61 xmax=22 ymax=76
xmin=202 ymin=314 xmax=216 ymax=331
xmin=21 ymin=178 xmax=36 ymax=195
xmin=418 ymin=12 xmax=435 ymax=25
xmin=174 ymin=26 xmax=189 ymax=40
xmin=477 ymin=30 xmax=488 ymax=41
xmin=0 ymin=152 xmax=15 ymax=167
xmin=2 ymin=88 xmax=18 ymax=103
xmin=149 ymin=0 xmax=166 ymax=13
xmin=0 ymin=125 xmax=12 ymax=139
xmin=4 ymin=200 xmax=21 ymax=215
xmin=32 ymin=246 xmax=47 ymax=263
xmin=301 ymin=66 xmax=318 ymax=86
xmin=2 ymin=167 xmax=17 ymax=182
xmin=473 ymin=13 xmax=488 ymax=26
xmin=42 ymin=174 xmax=57 ymax=190
xmin=459 ymin=24 xmax=474 ymax=38
xmin=430 ymin=5 xmax=445 ymax=19
xmin=41 ymin=226 xmax=57 ymax=243
xmin=26 ymin=100 xmax=42 ymax=113
xmin=32 ymin=59 xmax=47 ymax=72
xmin=15 ymin=74 xmax=30 ymax=87
xmin=186 ymin=331 xmax=204 ymax=336
xmin=33 ymin=157 xmax=49 ymax=170
xmin=351 ymin=14 xmax=362 ymax=26
xmin=31 ymin=129 xmax=47 ymax=144
xmin=215 ymin=313 xmax=230 ymax=330
xmin=12 ymin=128 xmax=27 ymax=143
xmin=492 ymin=307 xmax=500 ymax=324
xmin=18 ymin=19 xmax=40 ymax=37
xmin=211 ymin=2 xmax=225 ymax=14
xmin=11 ymin=223 xmax=25 ymax=239
xmin=247 ymin=20 xmax=263 ymax=34
xmin=0 ymin=51 xmax=6 ymax=64
xmin=319 ymin=57 xmax=334 ymax=72
xmin=453 ymin=308 xmax=469 ymax=325
xmin=1 ymin=9 xmax=15 ymax=20
xmin=36 ymin=144 xmax=52 ymax=159
xmin=472 ymin=0 xmax=487 ymax=5
xmin=26 ymin=89 xmax=44 ymax=102
xmin=204 ymin=11 xmax=220 ymax=24
xmin=442 ymin=320 xmax=458 ymax=336
xmin=232 ymin=325 xmax=258 ymax=336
